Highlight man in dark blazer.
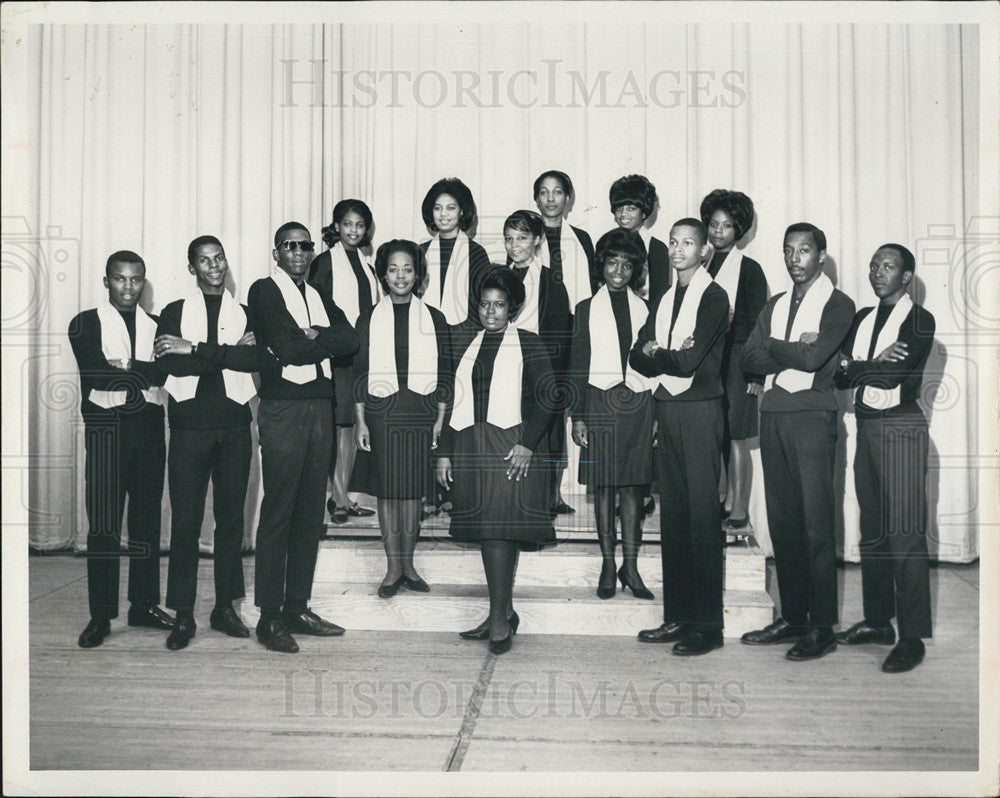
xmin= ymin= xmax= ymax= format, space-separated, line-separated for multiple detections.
xmin=69 ymin=250 xmax=174 ymax=648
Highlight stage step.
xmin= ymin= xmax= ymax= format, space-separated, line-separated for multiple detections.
xmin=310 ymin=540 xmax=774 ymax=639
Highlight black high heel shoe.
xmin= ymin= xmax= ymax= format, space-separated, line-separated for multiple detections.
xmin=377 ymin=575 xmax=404 ymax=599
xmin=459 ymin=610 xmax=519 ymax=640
xmin=597 ymin=561 xmax=617 ymax=600
xmin=489 ymin=632 xmax=513 ymax=655
xmin=618 ymin=566 xmax=654 ymax=600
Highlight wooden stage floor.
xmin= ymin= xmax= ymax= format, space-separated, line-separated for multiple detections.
xmin=26 ymin=553 xmax=979 ymax=776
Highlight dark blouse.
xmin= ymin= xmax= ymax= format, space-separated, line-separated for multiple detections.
xmin=707 ymin=250 xmax=769 ymax=350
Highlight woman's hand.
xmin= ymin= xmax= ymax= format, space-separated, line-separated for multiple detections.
xmin=154 ymin=334 xmax=193 ymax=357
xmin=504 ymin=444 xmax=533 ymax=481
xmin=432 ymin=418 xmax=444 ymax=450
xmin=436 ymin=457 xmax=453 ymax=489
xmin=571 ymin=420 xmax=588 ymax=448
xmin=355 ymin=421 xmax=371 ymax=452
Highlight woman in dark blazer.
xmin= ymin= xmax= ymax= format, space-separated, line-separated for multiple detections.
xmin=699 ymin=189 xmax=768 ymax=533
xmin=308 ymin=198 xmax=380 ymax=524
xmin=436 ymin=268 xmax=556 ymax=655
xmin=569 ymin=229 xmax=655 ymax=600
xmin=352 ymin=240 xmax=450 ymax=598
xmin=419 ymin=177 xmax=492 ymax=326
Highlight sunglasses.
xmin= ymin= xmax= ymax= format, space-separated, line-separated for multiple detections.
xmin=277 ymin=240 xmax=316 ymax=252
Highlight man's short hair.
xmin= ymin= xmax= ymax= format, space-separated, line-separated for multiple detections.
xmin=533 ymin=170 xmax=574 ymax=200
xmin=105 ymin=250 xmax=145 ymax=277
xmin=877 ymin=243 xmax=916 ymax=274
xmin=784 ymin=222 xmax=827 ymax=253
xmin=187 ymin=235 xmax=224 ymax=265
xmin=671 ymin=217 xmax=709 ymax=248
xmin=274 ymin=222 xmax=310 ymax=249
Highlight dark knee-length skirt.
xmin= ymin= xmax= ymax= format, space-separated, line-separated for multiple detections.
xmin=577 ymin=385 xmax=654 ymax=488
xmin=448 ymin=422 xmax=556 ymax=548
xmin=722 ymin=342 xmax=759 ymax=440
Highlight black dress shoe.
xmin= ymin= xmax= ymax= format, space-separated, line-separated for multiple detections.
xmin=210 ymin=607 xmax=250 ymax=638
xmin=552 ymin=500 xmax=576 ymax=515
xmin=78 ymin=618 xmax=110 ymax=648
xmin=166 ymin=616 xmax=197 ymax=650
xmin=256 ymin=618 xmax=299 ymax=653
xmin=835 ymin=620 xmax=896 ymax=646
xmin=331 ymin=506 xmax=349 ymax=524
xmin=786 ymin=628 xmax=837 ymax=661
xmin=347 ymin=502 xmax=376 ymax=517
xmin=881 ymin=638 xmax=925 ymax=673
xmin=643 ymin=498 xmax=656 ymax=517
xmin=596 ymin=561 xmax=617 ymax=600
xmin=618 ymin=566 xmax=654 ymax=600
xmin=740 ymin=617 xmax=807 ymax=645
xmin=127 ymin=605 xmax=176 ymax=630
xmin=378 ymin=575 xmax=404 ymax=599
xmin=673 ymin=630 xmax=724 ymax=656
xmin=459 ymin=611 xmax=519 ymax=640
xmin=489 ymin=632 xmax=513 ymax=655
xmin=401 ymin=575 xmax=430 ymax=592
xmin=638 ymin=622 xmax=685 ymax=643
xmin=283 ymin=609 xmax=345 ymax=636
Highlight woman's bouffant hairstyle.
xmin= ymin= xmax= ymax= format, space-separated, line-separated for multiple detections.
xmin=478 ymin=265 xmax=526 ymax=319
xmin=699 ymin=189 xmax=756 ymax=242
xmin=609 ymin=174 xmax=658 ymax=218
xmin=321 ymin=199 xmax=374 ymax=249
xmin=373 ymin=239 xmax=427 ymax=294
xmin=503 ymin=209 xmax=546 ymax=241
xmin=594 ymin=228 xmax=647 ymax=290
xmin=421 ymin=178 xmax=477 ymax=233
xmin=532 ymin=170 xmax=574 ymax=199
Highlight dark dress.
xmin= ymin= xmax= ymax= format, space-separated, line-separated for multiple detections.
xmin=706 ymin=250 xmax=768 ymax=440
xmin=645 ymin=234 xmax=672 ymax=305
xmin=308 ymin=247 xmax=377 ymax=425
xmin=349 ymin=299 xmax=450 ymax=499
xmin=569 ymin=288 xmax=654 ymax=487
xmin=419 ymin=236 xmax=492 ymax=325
xmin=438 ymin=325 xmax=556 ymax=547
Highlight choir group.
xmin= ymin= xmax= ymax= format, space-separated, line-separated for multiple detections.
xmin=69 ymin=170 xmax=934 ymax=674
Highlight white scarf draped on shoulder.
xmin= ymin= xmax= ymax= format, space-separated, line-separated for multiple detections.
xmin=424 ymin=231 xmax=471 ymax=325
xmin=269 ymin=266 xmax=332 ymax=384
xmin=91 ymin=301 xmax=165 ymax=408
xmin=449 ymin=325 xmax=522 ymax=431
xmin=652 ymin=266 xmax=714 ymax=397
xmin=329 ymin=241 xmax=380 ymax=326
xmin=851 ymin=294 xmax=914 ymax=410
xmin=366 ymin=296 xmax=438 ymax=397
xmin=163 ymin=289 xmax=257 ymax=405
xmin=587 ymin=285 xmax=651 ymax=393
xmin=765 ymin=272 xmax=835 ymax=393
xmin=709 ymin=247 xmax=742 ymax=316
xmin=511 ymin=255 xmax=544 ymax=335
xmin=541 ymin=223 xmax=592 ymax=312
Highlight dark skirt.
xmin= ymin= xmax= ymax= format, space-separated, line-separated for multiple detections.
xmin=722 ymin=341 xmax=759 ymax=440
xmin=448 ymin=422 xmax=556 ymax=548
xmin=349 ymin=388 xmax=437 ymax=500
xmin=332 ymin=361 xmax=358 ymax=426
xmin=577 ymin=385 xmax=654 ymax=487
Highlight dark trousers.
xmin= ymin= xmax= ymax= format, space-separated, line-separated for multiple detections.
xmin=656 ymin=398 xmax=725 ymax=631
xmin=254 ymin=398 xmax=333 ymax=609
xmin=855 ymin=416 xmax=932 ymax=638
xmin=760 ymin=410 xmax=838 ymax=628
xmin=165 ymin=425 xmax=252 ymax=612
xmin=84 ymin=424 xmax=165 ymax=619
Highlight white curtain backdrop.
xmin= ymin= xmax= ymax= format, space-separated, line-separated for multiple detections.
xmin=10 ymin=21 xmax=982 ymax=561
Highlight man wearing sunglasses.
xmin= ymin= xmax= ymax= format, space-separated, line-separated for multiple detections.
xmin=247 ymin=222 xmax=359 ymax=652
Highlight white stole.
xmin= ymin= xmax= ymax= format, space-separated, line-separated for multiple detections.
xmin=541 ymin=223 xmax=592 ymax=311
xmin=163 ymin=290 xmax=257 ymax=405
xmin=709 ymin=248 xmax=742 ymax=317
xmin=851 ymin=294 xmax=913 ymax=410
xmin=636 ymin=227 xmax=653 ymax=300
xmin=91 ymin=301 xmax=165 ymax=408
xmin=449 ymin=326 xmax=522 ymax=432
xmin=511 ymin=255 xmax=544 ymax=335
xmin=765 ymin=272 xmax=835 ymax=393
xmin=424 ymin=231 xmax=471 ymax=325
xmin=587 ymin=285 xmax=651 ymax=393
xmin=367 ymin=296 xmax=438 ymax=397
xmin=269 ymin=267 xmax=332 ymax=384
xmin=652 ymin=266 xmax=714 ymax=397
xmin=329 ymin=241 xmax=379 ymax=326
